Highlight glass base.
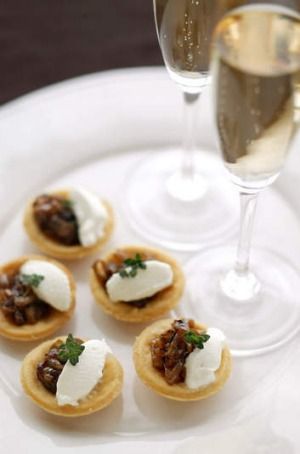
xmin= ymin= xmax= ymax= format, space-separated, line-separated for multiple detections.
xmin=184 ymin=245 xmax=300 ymax=356
xmin=220 ymin=268 xmax=261 ymax=301
xmin=123 ymin=149 xmax=239 ymax=251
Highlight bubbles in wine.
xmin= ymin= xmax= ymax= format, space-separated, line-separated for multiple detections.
xmin=213 ymin=6 xmax=300 ymax=190
xmin=154 ymin=0 xmax=242 ymax=89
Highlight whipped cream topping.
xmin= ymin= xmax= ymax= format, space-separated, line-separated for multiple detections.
xmin=185 ymin=328 xmax=226 ymax=389
xmin=106 ymin=260 xmax=174 ymax=302
xmin=20 ymin=260 xmax=72 ymax=311
xmin=69 ymin=187 xmax=108 ymax=247
xmin=56 ymin=339 xmax=111 ymax=406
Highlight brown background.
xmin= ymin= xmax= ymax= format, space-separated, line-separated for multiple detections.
xmin=0 ymin=1 xmax=162 ymax=105
xmin=3 ymin=0 xmax=300 ymax=105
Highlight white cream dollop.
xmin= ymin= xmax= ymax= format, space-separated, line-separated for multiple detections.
xmin=106 ymin=260 xmax=174 ymax=302
xmin=56 ymin=339 xmax=111 ymax=406
xmin=69 ymin=187 xmax=108 ymax=247
xmin=185 ymin=328 xmax=226 ymax=389
xmin=20 ymin=260 xmax=72 ymax=312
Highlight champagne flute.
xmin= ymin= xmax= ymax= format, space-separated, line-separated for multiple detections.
xmin=185 ymin=4 xmax=300 ymax=355
xmin=124 ymin=0 xmax=243 ymax=251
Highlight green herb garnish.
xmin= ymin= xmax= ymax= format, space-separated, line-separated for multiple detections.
xmin=20 ymin=273 xmax=44 ymax=288
xmin=58 ymin=334 xmax=85 ymax=366
xmin=184 ymin=331 xmax=210 ymax=349
xmin=119 ymin=254 xmax=147 ymax=278
xmin=62 ymin=199 xmax=74 ymax=209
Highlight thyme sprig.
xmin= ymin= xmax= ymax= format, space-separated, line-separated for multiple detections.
xmin=119 ymin=254 xmax=147 ymax=278
xmin=20 ymin=273 xmax=44 ymax=288
xmin=184 ymin=331 xmax=210 ymax=349
xmin=58 ymin=334 xmax=85 ymax=366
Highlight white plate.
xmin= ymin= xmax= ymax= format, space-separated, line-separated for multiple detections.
xmin=0 ymin=67 xmax=299 ymax=453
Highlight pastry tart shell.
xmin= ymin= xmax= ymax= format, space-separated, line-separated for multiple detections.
xmin=89 ymin=246 xmax=185 ymax=323
xmin=20 ymin=336 xmax=124 ymax=417
xmin=0 ymin=255 xmax=76 ymax=341
xmin=23 ymin=190 xmax=114 ymax=260
xmin=133 ymin=319 xmax=232 ymax=401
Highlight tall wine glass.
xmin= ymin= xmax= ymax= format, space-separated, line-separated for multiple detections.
xmin=185 ymin=4 xmax=300 ymax=355
xmin=124 ymin=0 xmax=243 ymax=251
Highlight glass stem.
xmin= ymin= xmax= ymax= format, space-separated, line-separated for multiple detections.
xmin=235 ymin=191 xmax=258 ymax=276
xmin=166 ymin=86 xmax=208 ymax=202
xmin=181 ymin=91 xmax=200 ymax=180
xmin=221 ymin=191 xmax=261 ymax=301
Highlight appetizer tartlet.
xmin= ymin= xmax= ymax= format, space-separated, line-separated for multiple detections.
xmin=21 ymin=334 xmax=123 ymax=417
xmin=0 ymin=255 xmax=75 ymax=341
xmin=89 ymin=245 xmax=185 ymax=323
xmin=23 ymin=187 xmax=114 ymax=260
xmin=133 ymin=319 xmax=231 ymax=401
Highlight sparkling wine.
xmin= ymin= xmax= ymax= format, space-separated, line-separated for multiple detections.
xmin=154 ymin=0 xmax=245 ymax=90
xmin=213 ymin=5 xmax=300 ymax=190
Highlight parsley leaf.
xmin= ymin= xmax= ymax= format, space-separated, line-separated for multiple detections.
xmin=58 ymin=334 xmax=85 ymax=366
xmin=119 ymin=254 xmax=147 ymax=278
xmin=184 ymin=331 xmax=210 ymax=349
xmin=20 ymin=273 xmax=44 ymax=288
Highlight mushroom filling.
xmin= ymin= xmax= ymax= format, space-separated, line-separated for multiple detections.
xmin=36 ymin=338 xmax=83 ymax=393
xmin=33 ymin=194 xmax=79 ymax=246
xmin=93 ymin=251 xmax=163 ymax=308
xmin=151 ymin=319 xmax=199 ymax=385
xmin=0 ymin=272 xmax=51 ymax=326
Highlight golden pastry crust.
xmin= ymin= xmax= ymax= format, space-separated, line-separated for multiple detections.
xmin=89 ymin=245 xmax=185 ymax=323
xmin=0 ymin=255 xmax=76 ymax=342
xmin=133 ymin=319 xmax=232 ymax=401
xmin=23 ymin=189 xmax=114 ymax=260
xmin=20 ymin=336 xmax=124 ymax=417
